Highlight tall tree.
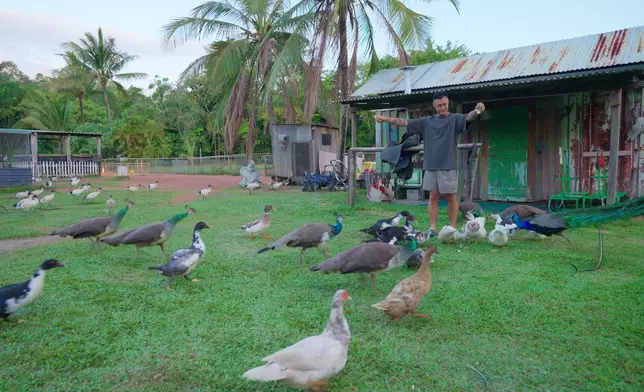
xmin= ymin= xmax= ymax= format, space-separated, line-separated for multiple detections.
xmin=51 ymin=65 xmax=94 ymax=123
xmin=60 ymin=28 xmax=147 ymax=120
xmin=288 ymin=0 xmax=461 ymax=155
xmin=14 ymin=89 xmax=73 ymax=132
xmin=163 ymin=0 xmax=309 ymax=157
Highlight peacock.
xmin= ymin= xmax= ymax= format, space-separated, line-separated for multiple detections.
xmin=51 ymin=201 xmax=135 ymax=245
xmin=510 ymin=196 xmax=644 ymax=266
xmin=310 ymin=234 xmax=421 ymax=293
xmin=257 ymin=216 xmax=344 ymax=267
xmin=101 ymin=207 xmax=197 ymax=257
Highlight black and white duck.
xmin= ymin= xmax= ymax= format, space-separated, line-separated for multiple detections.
xmin=1 ymin=259 xmax=65 ymax=322
xmin=359 ymin=211 xmax=410 ymax=236
xmin=365 ymin=215 xmax=416 ymax=244
xmin=148 ymin=221 xmax=210 ymax=290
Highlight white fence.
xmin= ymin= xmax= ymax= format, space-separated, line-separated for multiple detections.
xmin=36 ymin=161 xmax=99 ymax=178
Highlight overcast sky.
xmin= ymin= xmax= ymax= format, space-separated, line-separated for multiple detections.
xmin=1 ymin=0 xmax=641 ymax=90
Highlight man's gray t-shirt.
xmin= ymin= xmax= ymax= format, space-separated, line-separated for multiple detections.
xmin=407 ymin=113 xmax=470 ymax=171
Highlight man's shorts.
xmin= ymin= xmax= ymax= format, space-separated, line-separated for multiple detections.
xmin=423 ymin=170 xmax=458 ymax=194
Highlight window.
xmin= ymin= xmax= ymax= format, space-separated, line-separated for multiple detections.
xmin=321 ymin=133 xmax=332 ymax=146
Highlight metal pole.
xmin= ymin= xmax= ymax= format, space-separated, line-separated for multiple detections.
xmin=607 ymin=89 xmax=621 ymax=204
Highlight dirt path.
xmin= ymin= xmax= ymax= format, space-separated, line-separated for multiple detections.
xmin=82 ymin=173 xmax=272 ymax=204
xmin=0 ymin=236 xmax=64 ymax=255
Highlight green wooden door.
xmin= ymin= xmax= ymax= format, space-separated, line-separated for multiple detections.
xmin=487 ymin=106 xmax=529 ymax=201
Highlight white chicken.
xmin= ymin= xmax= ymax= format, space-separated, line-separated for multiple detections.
xmin=126 ymin=184 xmax=141 ymax=193
xmin=242 ymin=290 xmax=352 ymax=391
xmin=464 ymin=212 xmax=487 ymax=242
xmin=148 ymin=181 xmax=159 ymax=190
xmin=437 ymin=225 xmax=459 ymax=243
xmin=70 ymin=176 xmax=80 ymax=187
xmin=246 ymin=181 xmax=260 ymax=195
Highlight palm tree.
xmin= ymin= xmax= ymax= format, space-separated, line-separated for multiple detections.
xmin=60 ymin=28 xmax=147 ymax=120
xmin=163 ymin=0 xmax=309 ymax=157
xmin=284 ymin=0 xmax=461 ymax=155
xmin=14 ymin=89 xmax=73 ymax=132
xmin=51 ymin=65 xmax=94 ymax=123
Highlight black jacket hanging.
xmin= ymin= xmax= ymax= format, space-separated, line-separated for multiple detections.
xmin=381 ymin=132 xmax=421 ymax=181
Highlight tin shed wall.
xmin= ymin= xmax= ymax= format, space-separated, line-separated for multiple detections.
xmin=271 ymin=124 xmax=312 ymax=178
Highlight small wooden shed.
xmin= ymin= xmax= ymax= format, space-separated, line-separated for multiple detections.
xmin=271 ymin=124 xmax=341 ymax=183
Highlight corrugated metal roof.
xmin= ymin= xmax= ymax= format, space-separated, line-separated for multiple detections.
xmin=348 ymin=25 xmax=644 ymax=102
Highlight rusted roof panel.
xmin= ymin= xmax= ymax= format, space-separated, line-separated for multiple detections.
xmin=351 ymin=26 xmax=644 ymax=101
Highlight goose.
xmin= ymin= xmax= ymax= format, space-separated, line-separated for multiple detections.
xmin=39 ymin=190 xmax=57 ymax=208
xmin=148 ymin=222 xmax=210 ymax=291
xmin=83 ymin=187 xmax=103 ymax=202
xmin=1 ymin=259 xmax=65 ymax=322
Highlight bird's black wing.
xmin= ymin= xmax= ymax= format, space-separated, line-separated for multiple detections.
xmin=0 ymin=281 xmax=28 ymax=304
xmin=530 ymin=214 xmax=569 ymax=229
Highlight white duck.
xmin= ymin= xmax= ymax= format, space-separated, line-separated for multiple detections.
xmin=464 ymin=212 xmax=487 ymax=242
xmin=241 ymin=205 xmax=276 ymax=239
xmin=242 ymin=289 xmax=351 ymax=391
xmin=246 ymin=181 xmax=260 ymax=195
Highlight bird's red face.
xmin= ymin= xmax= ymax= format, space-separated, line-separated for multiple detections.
xmin=468 ymin=222 xmax=480 ymax=231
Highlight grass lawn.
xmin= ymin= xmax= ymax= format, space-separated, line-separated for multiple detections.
xmin=1 ymin=180 xmax=643 ymax=391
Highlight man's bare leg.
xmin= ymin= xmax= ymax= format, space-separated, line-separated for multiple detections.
xmin=445 ymin=193 xmax=458 ymax=228
xmin=428 ymin=190 xmax=440 ymax=230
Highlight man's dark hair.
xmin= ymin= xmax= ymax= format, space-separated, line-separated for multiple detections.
xmin=432 ymin=92 xmax=449 ymax=101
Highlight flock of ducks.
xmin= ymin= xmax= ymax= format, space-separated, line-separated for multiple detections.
xmin=3 ymin=180 xmax=572 ymax=391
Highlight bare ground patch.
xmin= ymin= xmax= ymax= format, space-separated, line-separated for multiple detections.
xmin=0 ymin=236 xmax=64 ymax=255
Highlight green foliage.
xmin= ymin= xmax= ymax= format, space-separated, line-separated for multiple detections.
xmin=72 ymin=122 xmax=117 ymax=156
xmin=14 ymin=88 xmax=73 ymax=132
xmin=0 ymin=75 xmax=26 ymax=128
xmin=60 ymin=28 xmax=147 ymax=120
xmin=113 ymin=105 xmax=172 ymax=157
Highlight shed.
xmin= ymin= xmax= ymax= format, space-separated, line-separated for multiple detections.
xmin=341 ymin=26 xmax=644 ymax=206
xmin=271 ymin=124 xmax=341 ymax=182
xmin=0 ymin=128 xmax=103 ymax=187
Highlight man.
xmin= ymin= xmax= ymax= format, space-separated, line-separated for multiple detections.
xmin=375 ymin=92 xmax=485 ymax=235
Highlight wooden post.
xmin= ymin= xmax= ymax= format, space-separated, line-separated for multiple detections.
xmin=348 ymin=109 xmax=358 ymax=206
xmin=96 ymin=136 xmax=102 ymax=175
xmin=30 ymin=132 xmax=38 ymax=179
xmin=63 ymin=135 xmax=71 ymax=163
xmin=607 ymin=89 xmax=621 ymax=204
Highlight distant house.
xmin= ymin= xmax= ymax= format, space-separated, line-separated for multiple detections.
xmin=342 ymin=26 xmax=644 ymax=203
